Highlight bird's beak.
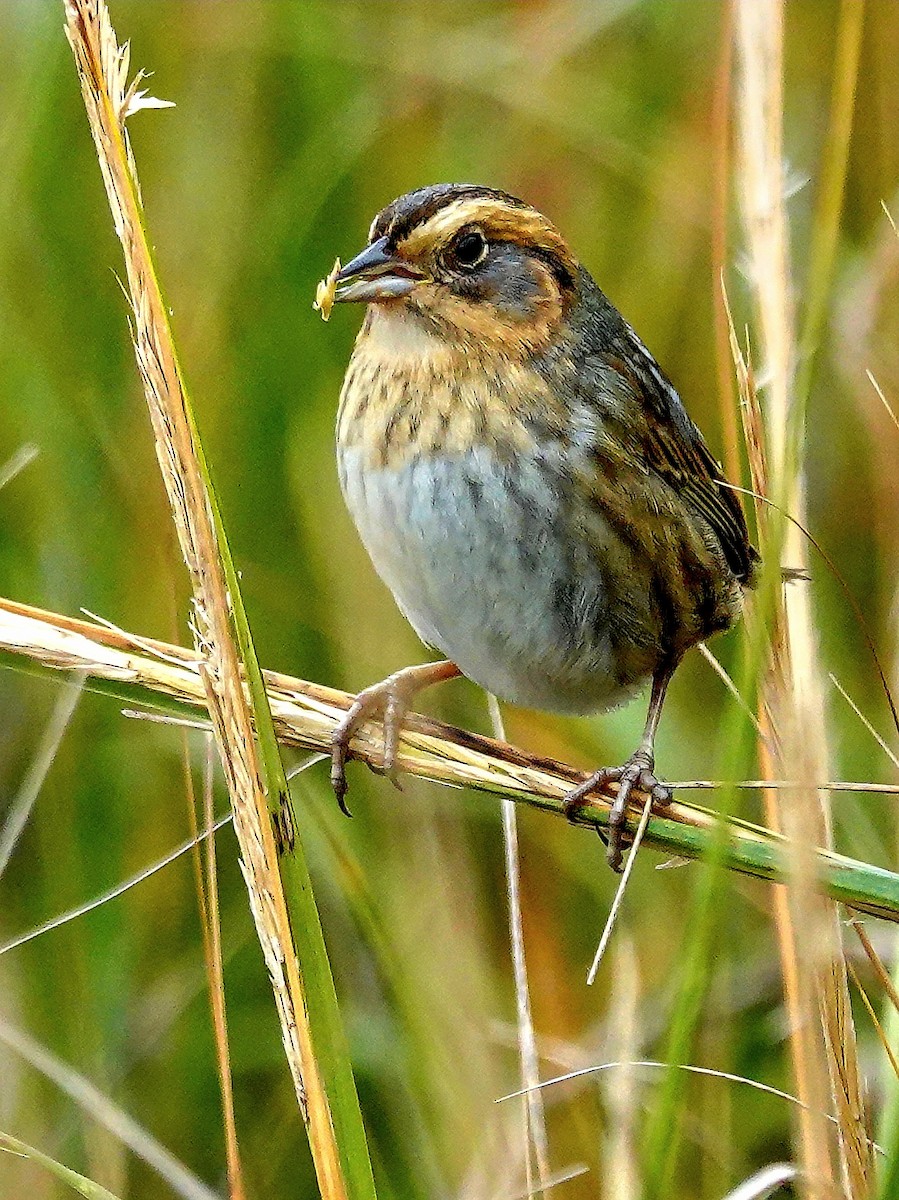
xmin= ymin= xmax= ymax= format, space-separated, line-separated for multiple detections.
xmin=333 ymin=236 xmax=427 ymax=304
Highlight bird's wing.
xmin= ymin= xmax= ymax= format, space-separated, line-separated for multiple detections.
xmin=604 ymin=329 xmax=758 ymax=585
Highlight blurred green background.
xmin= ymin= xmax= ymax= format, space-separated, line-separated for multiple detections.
xmin=1 ymin=1 xmax=898 ymax=1197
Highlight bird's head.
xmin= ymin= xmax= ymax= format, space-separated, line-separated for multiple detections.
xmin=331 ymin=184 xmax=580 ymax=356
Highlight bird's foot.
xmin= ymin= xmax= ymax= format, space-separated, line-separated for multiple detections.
xmin=563 ymin=751 xmax=672 ymax=873
xmin=330 ymin=661 xmax=459 ymax=815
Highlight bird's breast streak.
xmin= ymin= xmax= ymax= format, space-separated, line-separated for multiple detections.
xmin=337 ymin=442 xmax=647 ymax=713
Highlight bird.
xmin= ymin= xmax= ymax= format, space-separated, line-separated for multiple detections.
xmin=322 ymin=182 xmax=757 ymax=870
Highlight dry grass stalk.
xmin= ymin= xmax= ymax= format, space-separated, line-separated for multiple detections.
xmin=852 ymin=920 xmax=899 ymax=1019
xmin=734 ymin=1 xmax=870 ymax=1195
xmin=0 ymin=672 xmax=84 ymax=881
xmin=5 ymin=595 xmax=899 ymax=921
xmin=200 ymin=736 xmax=246 ymax=1200
xmin=0 ymin=1015 xmax=218 ymax=1200
xmin=846 ymin=961 xmax=899 ymax=1083
xmin=179 ymin=733 xmax=245 ymax=1199
xmin=62 ymin=4 xmax=347 ymax=1194
xmin=602 ymin=939 xmax=641 ymax=1200
xmin=730 ymin=309 xmax=835 ymax=1194
xmin=487 ymin=695 xmax=551 ymax=1199
xmin=177 ymin=722 xmax=244 ymax=1199
xmin=711 ymin=1 xmax=741 ymax=487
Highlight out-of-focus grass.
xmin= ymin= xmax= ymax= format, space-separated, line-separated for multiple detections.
xmin=1 ymin=2 xmax=898 ymax=1197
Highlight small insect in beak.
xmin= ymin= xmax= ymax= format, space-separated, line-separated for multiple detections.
xmin=331 ymin=237 xmax=428 ymax=306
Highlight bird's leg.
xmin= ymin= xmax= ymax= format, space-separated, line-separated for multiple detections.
xmin=564 ymin=666 xmax=676 ymax=872
xmin=331 ymin=660 xmax=461 ymax=814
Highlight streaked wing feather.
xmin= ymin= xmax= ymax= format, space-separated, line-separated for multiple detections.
xmin=610 ymin=340 xmax=758 ymax=585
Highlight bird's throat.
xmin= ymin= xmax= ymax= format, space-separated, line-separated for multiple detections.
xmin=336 ymin=308 xmax=565 ymax=471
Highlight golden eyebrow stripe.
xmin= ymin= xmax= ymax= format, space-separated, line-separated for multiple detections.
xmin=398 ymin=197 xmax=577 ymax=272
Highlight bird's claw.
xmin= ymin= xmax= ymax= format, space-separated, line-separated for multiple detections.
xmin=330 ymin=675 xmax=412 ymax=814
xmin=330 ymin=745 xmax=354 ymax=817
xmin=563 ymin=754 xmax=672 ymax=872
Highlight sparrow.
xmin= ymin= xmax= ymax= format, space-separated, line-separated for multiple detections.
xmin=322 ymin=183 xmax=757 ymax=870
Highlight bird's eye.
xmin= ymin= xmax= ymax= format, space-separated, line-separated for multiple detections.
xmin=450 ymin=228 xmax=488 ymax=270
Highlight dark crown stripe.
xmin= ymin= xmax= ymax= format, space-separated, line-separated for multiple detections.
xmin=376 ymin=184 xmax=528 ymax=244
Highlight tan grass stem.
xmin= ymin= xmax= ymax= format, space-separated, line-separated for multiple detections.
xmin=488 ymin=694 xmax=552 ymax=1198
xmin=62 ymin=4 xmax=367 ymax=1195
xmin=3 ymin=595 xmax=899 ymax=923
xmin=735 ymin=0 xmax=870 ymax=1193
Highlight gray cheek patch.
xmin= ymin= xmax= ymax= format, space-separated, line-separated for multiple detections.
xmin=454 ymin=248 xmax=545 ymax=320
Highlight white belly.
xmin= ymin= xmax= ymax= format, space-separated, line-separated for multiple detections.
xmin=337 ymin=444 xmax=641 ymax=714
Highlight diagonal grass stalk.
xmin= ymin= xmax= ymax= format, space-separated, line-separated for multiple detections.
xmin=62 ymin=3 xmax=376 ymax=1196
xmin=3 ymin=595 xmax=899 ymax=924
xmin=0 ymin=1129 xmax=123 ymax=1200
